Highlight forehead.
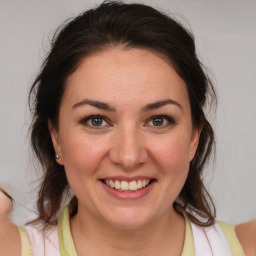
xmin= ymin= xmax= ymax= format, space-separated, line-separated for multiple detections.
xmin=63 ymin=47 xmax=189 ymax=109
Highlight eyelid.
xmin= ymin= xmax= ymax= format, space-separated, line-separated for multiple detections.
xmin=145 ymin=115 xmax=176 ymax=127
xmin=79 ymin=114 xmax=175 ymax=128
xmin=80 ymin=115 xmax=111 ymax=127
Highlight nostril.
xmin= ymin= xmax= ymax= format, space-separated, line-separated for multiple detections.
xmin=108 ymin=134 xmax=148 ymax=169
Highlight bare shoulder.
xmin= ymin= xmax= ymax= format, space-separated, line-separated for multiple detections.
xmin=236 ymin=220 xmax=256 ymax=256
xmin=0 ymin=188 xmax=21 ymax=256
xmin=0 ymin=222 xmax=21 ymax=256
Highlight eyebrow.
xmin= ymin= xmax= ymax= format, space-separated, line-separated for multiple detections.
xmin=72 ymin=98 xmax=182 ymax=112
xmin=72 ymin=99 xmax=116 ymax=111
xmin=141 ymin=99 xmax=183 ymax=112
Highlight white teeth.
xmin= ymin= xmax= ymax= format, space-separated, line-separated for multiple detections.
xmin=121 ymin=181 xmax=129 ymax=190
xmin=109 ymin=180 xmax=115 ymax=188
xmin=115 ymin=180 xmax=120 ymax=189
xmin=137 ymin=180 xmax=142 ymax=189
xmin=128 ymin=181 xmax=137 ymax=191
xmin=104 ymin=179 xmax=151 ymax=191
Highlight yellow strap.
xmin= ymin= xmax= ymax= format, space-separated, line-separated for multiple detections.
xmin=58 ymin=206 xmax=195 ymax=256
xmin=218 ymin=221 xmax=245 ymax=256
xmin=181 ymin=217 xmax=196 ymax=256
xmin=58 ymin=206 xmax=245 ymax=256
xmin=18 ymin=226 xmax=33 ymax=256
xmin=58 ymin=206 xmax=78 ymax=256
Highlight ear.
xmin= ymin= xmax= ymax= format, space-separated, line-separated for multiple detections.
xmin=48 ymin=119 xmax=63 ymax=165
xmin=189 ymin=123 xmax=203 ymax=161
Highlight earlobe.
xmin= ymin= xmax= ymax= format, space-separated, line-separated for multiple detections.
xmin=48 ymin=119 xmax=63 ymax=164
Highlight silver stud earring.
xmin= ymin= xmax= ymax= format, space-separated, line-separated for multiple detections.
xmin=55 ymin=154 xmax=62 ymax=161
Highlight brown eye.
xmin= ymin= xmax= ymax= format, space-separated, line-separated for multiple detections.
xmin=81 ymin=115 xmax=110 ymax=128
xmin=90 ymin=117 xmax=104 ymax=126
xmin=146 ymin=115 xmax=175 ymax=128
xmin=152 ymin=117 xmax=164 ymax=126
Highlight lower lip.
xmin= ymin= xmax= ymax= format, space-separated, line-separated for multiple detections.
xmin=100 ymin=181 xmax=155 ymax=200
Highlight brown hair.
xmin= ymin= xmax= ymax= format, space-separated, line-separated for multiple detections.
xmin=29 ymin=1 xmax=216 ymax=226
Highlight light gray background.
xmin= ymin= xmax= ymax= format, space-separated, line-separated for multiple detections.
xmin=0 ymin=0 xmax=255 ymax=225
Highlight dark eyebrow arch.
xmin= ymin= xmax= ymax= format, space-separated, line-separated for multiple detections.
xmin=72 ymin=99 xmax=116 ymax=111
xmin=141 ymin=99 xmax=183 ymax=112
xmin=72 ymin=98 xmax=182 ymax=113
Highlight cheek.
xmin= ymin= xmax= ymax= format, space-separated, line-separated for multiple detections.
xmin=150 ymin=133 xmax=191 ymax=173
xmin=147 ymin=134 xmax=191 ymax=207
xmin=60 ymin=134 xmax=110 ymax=202
xmin=60 ymin=132 xmax=109 ymax=178
xmin=149 ymin=132 xmax=191 ymax=197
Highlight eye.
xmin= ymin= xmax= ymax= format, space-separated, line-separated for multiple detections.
xmin=146 ymin=115 xmax=175 ymax=127
xmin=80 ymin=115 xmax=110 ymax=128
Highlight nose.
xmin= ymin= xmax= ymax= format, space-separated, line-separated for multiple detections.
xmin=109 ymin=126 xmax=148 ymax=170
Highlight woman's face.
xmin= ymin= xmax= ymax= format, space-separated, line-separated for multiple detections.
xmin=50 ymin=47 xmax=201 ymax=229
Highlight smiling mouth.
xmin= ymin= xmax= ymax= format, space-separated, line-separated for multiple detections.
xmin=100 ymin=179 xmax=155 ymax=192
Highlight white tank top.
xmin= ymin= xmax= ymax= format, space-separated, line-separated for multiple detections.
xmin=20 ymin=207 xmax=244 ymax=256
xmin=190 ymin=221 xmax=234 ymax=255
xmin=24 ymin=224 xmax=60 ymax=256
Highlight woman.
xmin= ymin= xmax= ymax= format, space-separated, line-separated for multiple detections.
xmin=0 ymin=1 xmax=255 ymax=255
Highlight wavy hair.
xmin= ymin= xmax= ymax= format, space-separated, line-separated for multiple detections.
xmin=29 ymin=1 xmax=216 ymax=226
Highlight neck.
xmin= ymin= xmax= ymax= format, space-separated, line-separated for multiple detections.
xmin=70 ymin=206 xmax=185 ymax=256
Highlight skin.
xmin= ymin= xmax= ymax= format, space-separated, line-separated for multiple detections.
xmin=49 ymin=47 xmax=201 ymax=255
xmin=0 ymin=194 xmax=255 ymax=256
xmin=0 ymin=189 xmax=21 ymax=256
xmin=0 ymin=48 xmax=254 ymax=255
xmin=236 ymin=221 xmax=256 ymax=256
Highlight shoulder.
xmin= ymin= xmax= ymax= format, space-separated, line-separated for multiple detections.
xmin=0 ymin=189 xmax=21 ymax=256
xmin=189 ymin=219 xmax=243 ymax=255
xmin=217 ymin=221 xmax=245 ymax=256
xmin=0 ymin=222 xmax=21 ymax=256
xmin=22 ymin=222 xmax=60 ymax=256
xmin=235 ymin=220 xmax=256 ymax=256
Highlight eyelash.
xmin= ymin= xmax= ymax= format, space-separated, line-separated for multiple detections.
xmin=80 ymin=114 xmax=175 ymax=128
xmin=145 ymin=115 xmax=175 ymax=128
xmin=80 ymin=115 xmax=110 ymax=128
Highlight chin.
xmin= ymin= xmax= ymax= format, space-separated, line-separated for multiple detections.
xmin=108 ymin=219 xmax=148 ymax=230
xmin=103 ymin=209 xmax=153 ymax=230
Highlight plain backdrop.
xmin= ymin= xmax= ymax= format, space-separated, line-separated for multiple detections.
xmin=0 ymin=0 xmax=255 ymax=225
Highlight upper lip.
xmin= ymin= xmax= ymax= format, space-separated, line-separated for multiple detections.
xmin=99 ymin=176 xmax=156 ymax=182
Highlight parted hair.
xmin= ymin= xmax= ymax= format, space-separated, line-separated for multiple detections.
xmin=29 ymin=1 xmax=216 ymax=226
